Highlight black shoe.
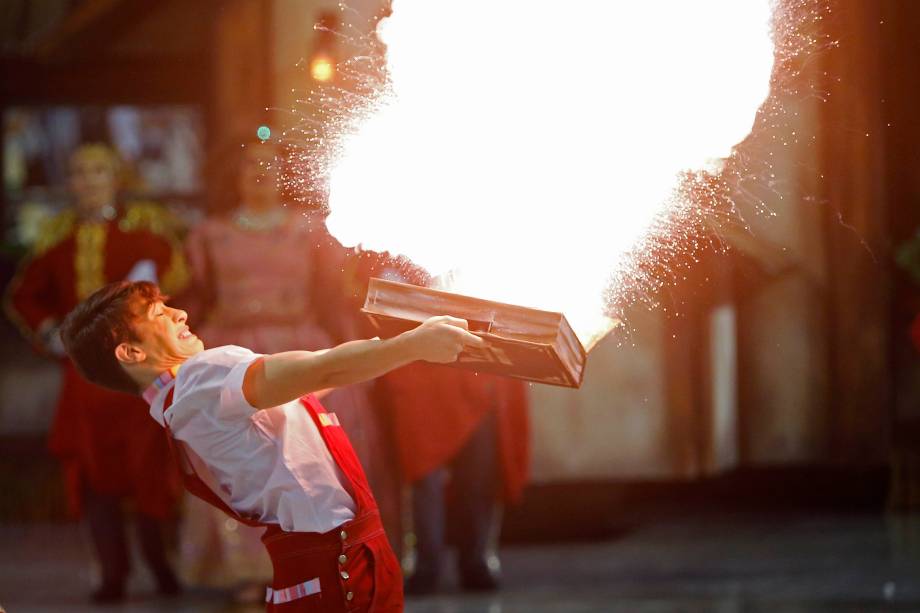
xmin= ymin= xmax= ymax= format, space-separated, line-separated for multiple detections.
xmin=90 ymin=582 xmax=126 ymax=605
xmin=460 ymin=564 xmax=500 ymax=593
xmin=404 ymin=571 xmax=439 ymax=596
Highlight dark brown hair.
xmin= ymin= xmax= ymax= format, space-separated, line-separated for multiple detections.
xmin=60 ymin=281 xmax=166 ymax=394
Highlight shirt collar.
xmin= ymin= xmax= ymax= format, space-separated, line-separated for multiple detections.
xmin=142 ymin=364 xmax=181 ymax=406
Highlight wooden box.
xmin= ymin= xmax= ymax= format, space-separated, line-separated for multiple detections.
xmin=362 ymin=278 xmax=587 ymax=388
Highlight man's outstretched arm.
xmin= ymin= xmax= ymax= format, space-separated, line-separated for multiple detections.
xmin=242 ymin=316 xmax=484 ymax=409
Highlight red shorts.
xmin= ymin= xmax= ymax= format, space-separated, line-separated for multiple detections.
xmin=261 ymin=510 xmax=403 ymax=612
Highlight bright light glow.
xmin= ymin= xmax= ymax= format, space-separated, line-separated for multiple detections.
xmin=310 ymin=56 xmax=336 ymax=82
xmin=325 ymin=1 xmax=775 ymax=345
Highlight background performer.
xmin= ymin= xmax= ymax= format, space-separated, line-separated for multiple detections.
xmin=4 ymin=144 xmax=188 ymax=603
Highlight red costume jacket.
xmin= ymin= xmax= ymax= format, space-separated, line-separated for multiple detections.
xmin=5 ymin=204 xmax=188 ymax=518
xmin=381 ymin=365 xmax=530 ymax=503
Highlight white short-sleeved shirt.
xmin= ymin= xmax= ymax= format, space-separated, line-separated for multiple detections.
xmin=147 ymin=345 xmax=356 ymax=533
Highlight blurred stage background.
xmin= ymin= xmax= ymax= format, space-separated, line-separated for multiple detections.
xmin=1 ymin=1 xmax=920 ymax=612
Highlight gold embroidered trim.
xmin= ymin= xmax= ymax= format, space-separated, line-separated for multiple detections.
xmin=161 ymin=247 xmax=190 ymax=294
xmin=33 ymin=210 xmax=76 ymax=256
xmin=119 ymin=201 xmax=182 ymax=239
xmin=75 ymin=223 xmax=107 ymax=300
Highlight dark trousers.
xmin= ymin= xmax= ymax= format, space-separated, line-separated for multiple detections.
xmin=411 ymin=411 xmax=501 ymax=579
xmin=82 ymin=487 xmax=177 ymax=590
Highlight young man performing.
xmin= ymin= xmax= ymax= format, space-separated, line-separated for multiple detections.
xmin=60 ymin=280 xmax=485 ymax=612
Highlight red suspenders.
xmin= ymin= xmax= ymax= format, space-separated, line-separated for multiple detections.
xmin=158 ymin=383 xmax=403 ymax=611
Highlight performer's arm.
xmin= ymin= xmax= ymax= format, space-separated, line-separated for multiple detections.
xmin=5 ymin=252 xmax=64 ymax=353
xmin=242 ymin=316 xmax=484 ymax=409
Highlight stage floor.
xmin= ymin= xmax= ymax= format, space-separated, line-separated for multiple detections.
xmin=2 ymin=510 xmax=919 ymax=612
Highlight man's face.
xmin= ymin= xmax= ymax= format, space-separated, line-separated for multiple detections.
xmin=132 ymin=300 xmax=204 ymax=365
xmin=69 ymin=151 xmax=117 ymax=213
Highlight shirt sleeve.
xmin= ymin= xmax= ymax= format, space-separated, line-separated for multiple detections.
xmin=218 ymin=355 xmax=260 ymax=419
xmin=174 ymin=346 xmax=263 ymax=426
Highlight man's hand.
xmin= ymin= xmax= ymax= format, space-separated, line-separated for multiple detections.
xmin=404 ymin=315 xmax=486 ymax=363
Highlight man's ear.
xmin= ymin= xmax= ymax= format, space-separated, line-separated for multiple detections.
xmin=115 ymin=342 xmax=145 ymax=365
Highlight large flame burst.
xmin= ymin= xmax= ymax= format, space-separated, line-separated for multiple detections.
xmin=280 ymin=0 xmax=833 ymax=347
